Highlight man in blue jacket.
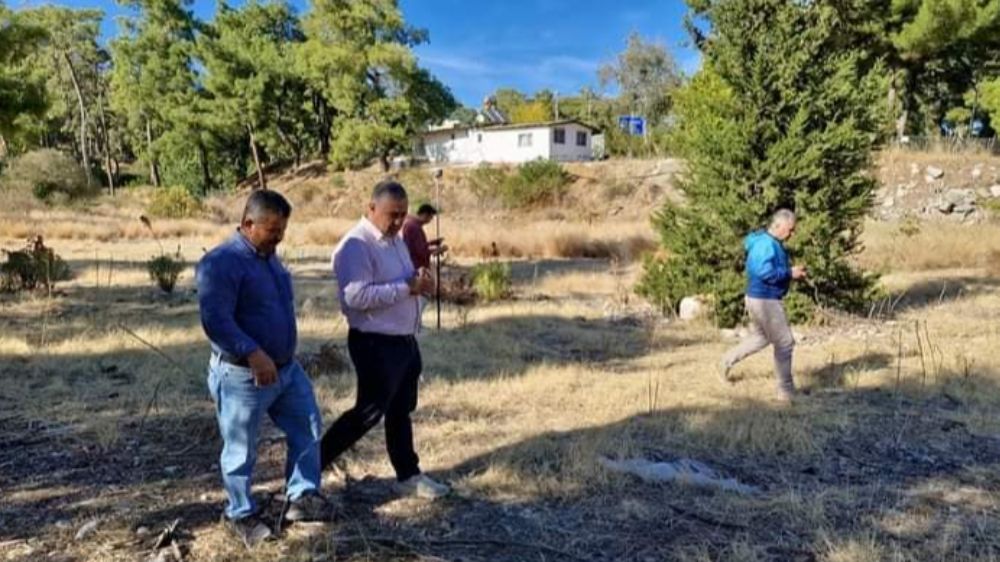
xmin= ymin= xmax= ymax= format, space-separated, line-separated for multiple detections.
xmin=197 ymin=191 xmax=328 ymax=548
xmin=721 ymin=209 xmax=807 ymax=402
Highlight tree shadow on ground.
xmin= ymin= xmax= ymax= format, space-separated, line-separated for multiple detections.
xmin=0 ymin=326 xmax=343 ymax=547
xmin=408 ymin=376 xmax=1000 ymax=561
xmin=418 ymin=313 xmax=695 ymax=381
xmin=805 ymin=351 xmax=894 ymax=389
xmin=505 ymin=258 xmax=611 ymax=284
xmin=176 ymin=371 xmax=1000 ymax=562
xmin=878 ymin=274 xmax=1000 ymax=316
xmin=5 ymin=338 xmax=1000 ymax=561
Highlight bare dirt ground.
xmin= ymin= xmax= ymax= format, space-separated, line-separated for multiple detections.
xmin=4 ymin=155 xmax=1000 ymax=561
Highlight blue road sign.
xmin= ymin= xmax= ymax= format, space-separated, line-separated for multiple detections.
xmin=618 ymin=115 xmax=646 ymax=136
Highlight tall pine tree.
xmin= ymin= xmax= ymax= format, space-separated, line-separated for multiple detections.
xmin=638 ymin=0 xmax=887 ymax=327
xmin=110 ymin=0 xmax=204 ymax=189
xmin=0 ymin=3 xmax=47 ymax=144
xmin=202 ymin=0 xmax=308 ymax=189
xmin=297 ymin=0 xmax=454 ymax=170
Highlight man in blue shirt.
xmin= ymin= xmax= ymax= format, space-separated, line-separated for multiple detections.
xmin=197 ymin=191 xmax=327 ymax=548
xmin=720 ymin=209 xmax=807 ymax=402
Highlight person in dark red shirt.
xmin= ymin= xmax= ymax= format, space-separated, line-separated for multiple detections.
xmin=402 ymin=204 xmax=446 ymax=269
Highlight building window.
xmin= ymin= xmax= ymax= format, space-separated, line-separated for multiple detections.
xmin=553 ymin=128 xmax=566 ymax=144
xmin=576 ymin=131 xmax=588 ymax=146
xmin=518 ymin=133 xmax=533 ymax=147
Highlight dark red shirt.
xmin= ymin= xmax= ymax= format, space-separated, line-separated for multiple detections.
xmin=402 ymin=216 xmax=431 ymax=269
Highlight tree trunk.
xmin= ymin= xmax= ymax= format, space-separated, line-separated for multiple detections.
xmin=888 ymin=68 xmax=909 ymax=141
xmin=970 ymin=77 xmax=981 ymax=136
xmin=63 ymin=51 xmax=91 ymax=187
xmin=274 ymin=123 xmax=302 ymax=171
xmin=198 ymin=140 xmax=212 ymax=195
xmin=96 ymin=89 xmax=116 ymax=196
xmin=248 ymin=124 xmax=267 ymax=190
xmin=146 ymin=119 xmax=161 ymax=187
xmin=313 ymin=93 xmax=331 ymax=158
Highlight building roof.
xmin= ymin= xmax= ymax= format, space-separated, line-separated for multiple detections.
xmin=420 ymin=119 xmax=598 ymax=137
xmin=478 ymin=119 xmax=598 ymax=132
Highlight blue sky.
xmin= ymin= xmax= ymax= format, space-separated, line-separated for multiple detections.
xmin=12 ymin=0 xmax=699 ymax=107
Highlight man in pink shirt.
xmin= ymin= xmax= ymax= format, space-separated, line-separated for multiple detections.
xmin=321 ymin=182 xmax=450 ymax=500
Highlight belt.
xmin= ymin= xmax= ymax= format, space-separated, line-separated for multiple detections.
xmin=349 ymin=328 xmax=416 ymax=342
xmin=215 ymin=352 xmax=290 ymax=370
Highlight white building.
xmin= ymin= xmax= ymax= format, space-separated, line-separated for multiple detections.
xmin=416 ymin=120 xmax=597 ymax=165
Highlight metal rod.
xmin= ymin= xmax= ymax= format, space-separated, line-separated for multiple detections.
xmin=434 ymin=170 xmax=442 ymax=330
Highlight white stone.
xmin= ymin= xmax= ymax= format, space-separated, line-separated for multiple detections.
xmin=954 ymin=202 xmax=976 ymax=216
xmin=678 ymin=296 xmax=708 ymax=321
xmin=882 ymin=198 xmax=895 ymax=208
xmin=945 ymin=188 xmax=976 ymax=206
xmin=990 ymin=185 xmax=1000 ymax=198
xmin=75 ymin=520 xmax=99 ymax=541
xmin=600 ymin=456 xmax=759 ymax=495
xmin=926 ymin=166 xmax=945 ymax=179
xmin=972 ymin=167 xmax=983 ymax=179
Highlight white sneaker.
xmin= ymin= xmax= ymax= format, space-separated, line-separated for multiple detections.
xmin=775 ymin=389 xmax=796 ymax=404
xmin=719 ymin=360 xmax=734 ymax=384
xmin=395 ymin=473 xmax=450 ymax=499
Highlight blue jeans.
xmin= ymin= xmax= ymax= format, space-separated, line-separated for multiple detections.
xmin=207 ymin=355 xmax=323 ymax=520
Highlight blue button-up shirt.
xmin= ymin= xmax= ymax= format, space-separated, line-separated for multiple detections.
xmin=196 ymin=232 xmax=297 ymax=364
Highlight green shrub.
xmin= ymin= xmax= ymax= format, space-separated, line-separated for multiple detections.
xmin=148 ymin=186 xmax=203 ymax=219
xmin=467 ymin=164 xmax=508 ymax=202
xmin=0 ymin=149 xmax=97 ymax=203
xmin=499 ymin=159 xmax=569 ymax=208
xmin=1 ymin=237 xmax=72 ymax=293
xmin=471 ymin=261 xmax=512 ymax=302
xmin=897 ymin=214 xmax=922 ymax=237
xmin=147 ymin=250 xmax=185 ymax=293
xmin=981 ymin=198 xmax=1000 ymax=218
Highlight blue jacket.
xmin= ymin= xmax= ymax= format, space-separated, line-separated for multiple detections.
xmin=744 ymin=230 xmax=791 ymax=300
xmin=196 ymin=232 xmax=297 ymax=364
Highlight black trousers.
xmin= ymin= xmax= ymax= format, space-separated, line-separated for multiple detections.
xmin=319 ymin=329 xmax=422 ymax=481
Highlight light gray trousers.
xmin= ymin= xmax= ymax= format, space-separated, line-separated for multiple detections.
xmin=722 ymin=297 xmax=795 ymax=394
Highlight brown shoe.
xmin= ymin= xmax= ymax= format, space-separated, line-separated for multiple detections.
xmin=284 ymin=492 xmax=333 ymax=522
xmin=222 ymin=514 xmax=273 ymax=549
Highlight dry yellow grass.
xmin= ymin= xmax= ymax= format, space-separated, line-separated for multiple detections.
xmin=0 ymin=209 xmax=655 ymax=263
xmin=0 ymin=209 xmax=228 ymax=243
xmin=860 ymin=219 xmax=1000 ymax=272
xmin=4 ymin=211 xmax=1000 ymax=561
